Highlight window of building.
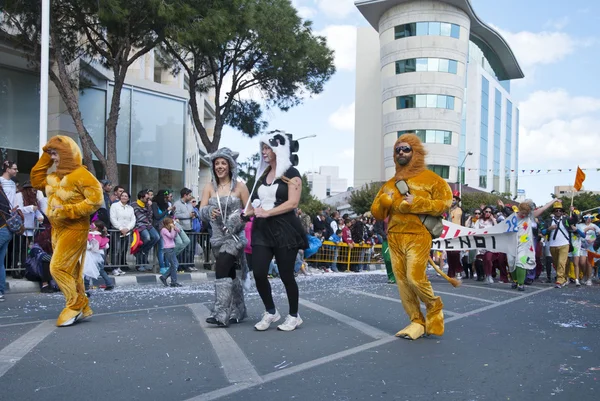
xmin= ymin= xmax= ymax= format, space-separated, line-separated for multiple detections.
xmin=395 ymin=22 xmax=460 ymax=40
xmin=479 ymin=76 xmax=490 ymax=189
xmin=395 ymin=58 xmax=459 ymax=75
xmin=429 ymin=165 xmax=450 ymax=179
xmin=398 ymin=130 xmax=452 ymax=145
xmin=396 ymin=94 xmax=455 ymax=110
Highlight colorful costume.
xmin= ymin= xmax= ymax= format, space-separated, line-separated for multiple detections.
xmin=371 ymin=134 xmax=452 ymax=340
xmin=31 ymin=136 xmax=103 ymax=326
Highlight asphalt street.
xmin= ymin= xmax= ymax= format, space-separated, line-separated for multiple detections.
xmin=0 ymin=272 xmax=599 ymax=401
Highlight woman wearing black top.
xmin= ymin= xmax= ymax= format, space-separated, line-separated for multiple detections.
xmin=249 ymin=131 xmax=308 ymax=331
xmin=152 ymin=189 xmax=175 ymax=272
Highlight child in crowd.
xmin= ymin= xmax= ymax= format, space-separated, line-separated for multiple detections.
xmin=327 ymin=229 xmax=342 ymax=272
xmin=84 ymin=221 xmax=114 ymax=292
xmin=158 ymin=217 xmax=182 ymax=288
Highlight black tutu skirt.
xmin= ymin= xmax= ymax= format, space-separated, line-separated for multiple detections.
xmin=252 ymin=211 xmax=309 ymax=250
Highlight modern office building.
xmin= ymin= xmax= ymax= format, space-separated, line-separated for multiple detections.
xmin=0 ymin=37 xmax=215 ymax=196
xmin=354 ymin=0 xmax=524 ymax=196
xmin=306 ymin=166 xmax=349 ymax=200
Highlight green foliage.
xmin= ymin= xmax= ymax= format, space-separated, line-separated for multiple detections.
xmin=163 ymin=0 xmax=336 ymax=152
xmin=238 ymin=152 xmax=261 ymax=192
xmin=298 ymin=175 xmax=326 ymax=218
xmin=460 ymin=192 xmax=513 ymax=213
xmin=349 ymin=182 xmax=385 ymax=216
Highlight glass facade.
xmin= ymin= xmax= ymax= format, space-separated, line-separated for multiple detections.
xmin=395 ymin=58 xmax=458 ymax=74
xmin=397 ymin=94 xmax=455 ymax=110
xmin=429 ymin=165 xmax=450 ymax=179
xmin=515 ymin=108 xmax=520 ymax=194
xmin=78 ymin=85 xmax=186 ymax=193
xmin=0 ymin=67 xmax=40 ymax=152
xmin=468 ymin=41 xmax=511 ymax=95
xmin=493 ymin=89 xmax=501 ymax=192
xmin=479 ymin=77 xmax=489 ymax=188
xmin=505 ymin=100 xmax=513 ymax=192
xmin=398 ymin=130 xmax=452 ymax=145
xmin=395 ymin=22 xmax=460 ymax=40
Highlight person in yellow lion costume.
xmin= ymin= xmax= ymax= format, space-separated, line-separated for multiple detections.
xmin=31 ymin=136 xmax=103 ymax=327
xmin=371 ymin=134 xmax=452 ymax=340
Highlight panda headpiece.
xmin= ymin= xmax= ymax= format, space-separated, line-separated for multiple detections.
xmin=255 ymin=130 xmax=292 ymax=182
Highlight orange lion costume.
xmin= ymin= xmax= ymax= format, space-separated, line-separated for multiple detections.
xmin=31 ymin=136 xmax=103 ymax=327
xmin=371 ymin=134 xmax=452 ymax=340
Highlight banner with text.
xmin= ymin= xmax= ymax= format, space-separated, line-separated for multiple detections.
xmin=431 ymin=214 xmax=519 ymax=258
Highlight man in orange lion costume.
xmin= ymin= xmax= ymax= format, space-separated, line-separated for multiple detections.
xmin=31 ymin=136 xmax=103 ymax=327
xmin=371 ymin=134 xmax=452 ymax=340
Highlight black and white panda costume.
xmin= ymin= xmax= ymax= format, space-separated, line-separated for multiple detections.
xmin=248 ymin=131 xmax=308 ymax=331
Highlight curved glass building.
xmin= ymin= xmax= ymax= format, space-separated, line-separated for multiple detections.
xmin=354 ymin=0 xmax=524 ymax=195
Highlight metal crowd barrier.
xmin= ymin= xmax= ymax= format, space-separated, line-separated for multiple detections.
xmin=104 ymin=229 xmax=215 ymax=271
xmin=305 ymin=241 xmax=383 ymax=271
xmin=3 ymin=228 xmax=215 ymax=278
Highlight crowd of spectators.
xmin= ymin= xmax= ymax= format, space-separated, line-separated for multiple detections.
xmin=0 ymin=159 xmax=209 ymax=295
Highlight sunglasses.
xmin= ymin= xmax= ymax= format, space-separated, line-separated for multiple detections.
xmin=474 ymin=212 xmax=481 ymax=215
xmin=395 ymin=146 xmax=413 ymax=154
xmin=484 ymin=210 xmax=492 ymax=213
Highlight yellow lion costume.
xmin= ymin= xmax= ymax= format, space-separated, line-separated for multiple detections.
xmin=31 ymin=136 xmax=103 ymax=327
xmin=371 ymin=134 xmax=452 ymax=340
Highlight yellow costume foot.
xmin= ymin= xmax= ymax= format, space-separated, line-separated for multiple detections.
xmin=56 ymin=309 xmax=83 ymax=327
xmin=81 ymin=306 xmax=94 ymax=321
xmin=426 ymin=309 xmax=444 ymax=336
xmin=395 ymin=322 xmax=425 ymax=340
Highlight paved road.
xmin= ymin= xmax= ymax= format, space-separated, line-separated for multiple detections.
xmin=0 ymin=272 xmax=599 ymax=401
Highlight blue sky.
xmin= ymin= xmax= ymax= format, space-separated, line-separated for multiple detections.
xmin=220 ymin=0 xmax=600 ymax=207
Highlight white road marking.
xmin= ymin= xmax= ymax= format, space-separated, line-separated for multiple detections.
xmin=434 ymin=290 xmax=497 ymax=304
xmin=0 ymin=321 xmax=56 ymax=378
xmin=347 ymin=289 xmax=462 ymax=317
xmin=445 ymin=286 xmax=554 ymax=322
xmin=299 ymin=298 xmax=389 ymax=339
xmin=188 ymin=303 xmax=262 ymax=386
xmin=186 ymin=336 xmax=397 ymax=401
xmin=457 ymin=283 xmax=542 ymax=295
xmin=189 ymin=286 xmax=556 ymax=400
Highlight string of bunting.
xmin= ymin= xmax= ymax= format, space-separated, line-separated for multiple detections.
xmin=467 ymin=168 xmax=600 ymax=176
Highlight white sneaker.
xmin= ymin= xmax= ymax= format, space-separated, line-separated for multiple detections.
xmin=456 ymin=274 xmax=462 ymax=281
xmin=277 ymin=314 xmax=303 ymax=331
xmin=117 ymin=268 xmax=126 ymax=275
xmin=486 ymin=276 xmax=494 ymax=285
xmin=585 ymin=279 xmax=592 ymax=286
xmin=575 ymin=279 xmax=581 ymax=287
xmin=112 ymin=269 xmax=121 ymax=276
xmin=255 ymin=310 xmax=281 ymax=331
xmin=59 ymin=311 xmax=82 ymax=327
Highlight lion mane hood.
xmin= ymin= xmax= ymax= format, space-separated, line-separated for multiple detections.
xmin=394 ymin=133 xmax=427 ymax=181
xmin=42 ymin=135 xmax=83 ymax=178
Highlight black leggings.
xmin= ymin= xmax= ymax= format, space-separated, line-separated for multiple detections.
xmin=215 ymin=252 xmax=237 ymax=280
xmin=252 ymin=245 xmax=299 ymax=315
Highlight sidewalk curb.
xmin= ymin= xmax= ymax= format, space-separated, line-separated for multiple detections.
xmin=5 ymin=272 xmax=210 ymax=294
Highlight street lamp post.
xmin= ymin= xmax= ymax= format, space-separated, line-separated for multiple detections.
xmin=458 ymin=151 xmax=473 ymax=199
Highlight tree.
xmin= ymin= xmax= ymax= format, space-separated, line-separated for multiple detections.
xmin=163 ymin=0 xmax=335 ymax=153
xmin=238 ymin=152 xmax=260 ymax=193
xmin=72 ymin=0 xmax=187 ymax=184
xmin=298 ymin=175 xmax=326 ymax=218
xmin=349 ymin=182 xmax=385 ymax=216
xmin=461 ymin=192 xmax=513 ymax=213
xmin=2 ymin=0 xmax=104 ymax=172
xmin=2 ymin=0 xmax=187 ymax=183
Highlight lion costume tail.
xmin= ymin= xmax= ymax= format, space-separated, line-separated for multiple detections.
xmin=428 ymin=257 xmax=461 ymax=288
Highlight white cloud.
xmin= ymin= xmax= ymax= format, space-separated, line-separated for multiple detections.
xmin=291 ymin=0 xmax=316 ymax=19
xmin=315 ymin=0 xmax=357 ymax=19
xmin=544 ymin=16 xmax=570 ymax=30
xmin=519 ymin=89 xmax=600 ymax=128
xmin=328 ymin=102 xmax=355 ymax=131
xmin=492 ymin=26 xmax=582 ymax=69
xmin=316 ymin=25 xmax=357 ymax=71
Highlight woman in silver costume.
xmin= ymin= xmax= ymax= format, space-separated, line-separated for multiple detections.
xmin=199 ymin=148 xmax=250 ymax=327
